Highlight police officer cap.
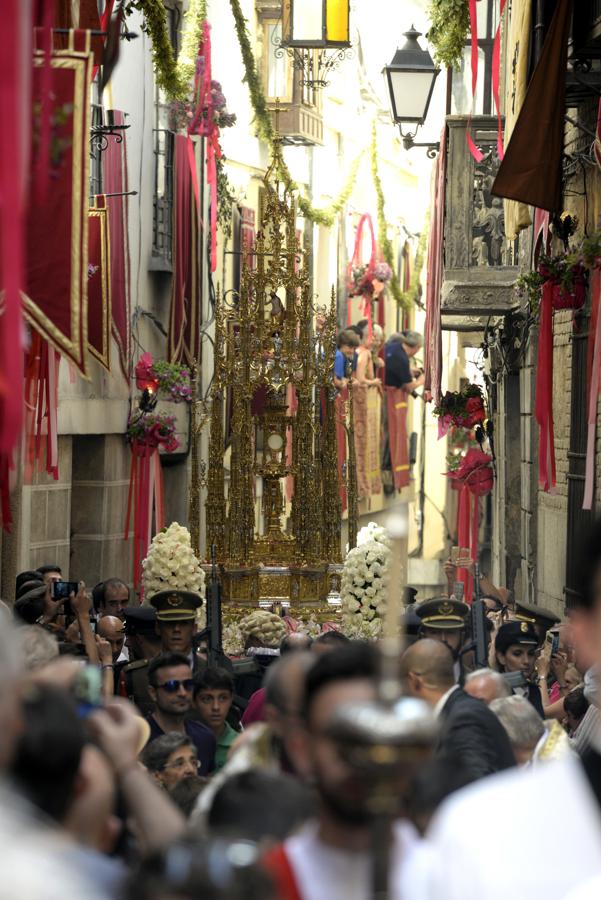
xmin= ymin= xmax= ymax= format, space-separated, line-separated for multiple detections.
xmin=123 ymin=605 xmax=157 ymax=635
xmin=416 ymin=597 xmax=470 ymax=631
xmin=149 ymin=590 xmax=202 ymax=622
xmin=495 ymin=620 xmax=539 ymax=654
xmin=403 ymin=586 xmax=418 ymax=606
xmin=515 ymin=600 xmax=560 ymax=631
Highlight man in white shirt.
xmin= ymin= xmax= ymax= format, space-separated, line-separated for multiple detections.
xmin=263 ymin=642 xmax=432 ymax=899
xmin=428 ymin=519 xmax=601 ymax=900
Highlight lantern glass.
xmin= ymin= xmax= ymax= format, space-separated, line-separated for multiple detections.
xmin=282 ymin=0 xmax=350 ymax=48
xmin=386 ymin=69 xmax=438 ymax=124
xmin=383 ymin=29 xmax=439 ymax=126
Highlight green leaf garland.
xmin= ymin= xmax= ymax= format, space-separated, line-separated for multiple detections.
xmin=370 ymin=124 xmax=406 ymax=308
xmin=426 ymin=0 xmax=470 ymax=69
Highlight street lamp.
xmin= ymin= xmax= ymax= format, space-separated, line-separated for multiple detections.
xmin=383 ymin=27 xmax=440 ymax=156
xmin=278 ymin=0 xmax=352 ymax=90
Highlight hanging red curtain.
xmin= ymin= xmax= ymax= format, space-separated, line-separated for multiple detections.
xmin=103 ymin=109 xmax=131 ymax=382
xmin=23 ymin=29 xmax=92 ymax=375
xmin=423 ymin=126 xmax=447 ymax=404
xmin=24 ymin=331 xmax=61 ymax=482
xmin=88 ymin=196 xmax=111 ymax=370
xmin=168 ymin=135 xmax=201 ymax=365
xmin=386 ymin=389 xmax=410 ymax=490
xmin=124 ymin=443 xmax=166 ymax=592
xmin=448 ymin=449 xmax=494 ymax=603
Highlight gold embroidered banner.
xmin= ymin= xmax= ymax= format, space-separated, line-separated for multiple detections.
xmin=88 ymin=196 xmax=111 ymax=370
xmin=23 ymin=31 xmax=92 ymax=375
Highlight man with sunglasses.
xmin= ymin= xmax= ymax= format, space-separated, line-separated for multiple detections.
xmin=145 ymin=652 xmax=216 ymax=775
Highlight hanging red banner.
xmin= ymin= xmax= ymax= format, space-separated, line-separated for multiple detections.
xmin=168 ymin=135 xmax=202 ymax=365
xmin=23 ymin=30 xmax=92 ymax=375
xmin=103 ymin=109 xmax=131 ymax=382
xmin=24 ymin=331 xmax=61 ymax=482
xmin=88 ymin=196 xmax=111 ymax=370
xmin=386 ymin=388 xmax=410 ymax=490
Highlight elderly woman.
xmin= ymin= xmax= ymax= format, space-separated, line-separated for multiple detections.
xmin=140 ymin=733 xmax=200 ymax=790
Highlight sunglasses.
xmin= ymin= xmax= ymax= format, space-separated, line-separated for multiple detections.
xmin=157 ymin=679 xmax=194 ymax=693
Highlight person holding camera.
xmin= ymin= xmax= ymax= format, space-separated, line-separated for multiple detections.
xmin=493 ymin=621 xmax=544 ymax=716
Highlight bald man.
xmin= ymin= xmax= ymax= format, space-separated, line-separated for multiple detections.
xmin=97 ymin=616 xmax=125 ymax=663
xmin=401 ymin=639 xmax=515 ymax=783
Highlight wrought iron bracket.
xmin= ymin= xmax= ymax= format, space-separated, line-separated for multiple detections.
xmin=90 ymin=123 xmax=130 ymax=154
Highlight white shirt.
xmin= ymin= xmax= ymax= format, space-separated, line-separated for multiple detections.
xmin=433 ymin=684 xmax=460 ymax=718
xmin=563 ymin=875 xmax=601 ymax=900
xmin=284 ymin=819 xmax=433 ymax=900
xmin=428 ymin=755 xmax=601 ymax=900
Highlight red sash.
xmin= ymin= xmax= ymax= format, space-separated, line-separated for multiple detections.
xmin=262 ymin=845 xmax=302 ymax=900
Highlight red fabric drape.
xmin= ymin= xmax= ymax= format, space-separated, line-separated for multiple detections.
xmin=335 ymin=389 xmax=348 ymax=512
xmin=347 ymin=213 xmax=377 ymax=334
xmin=534 ymin=280 xmax=556 ymax=492
xmin=423 ymin=127 xmax=447 ymax=404
xmin=124 ymin=444 xmax=166 ymax=591
xmin=23 ymin=30 xmax=92 ymax=375
xmin=386 ymin=387 xmax=410 ymax=490
xmin=24 ymin=332 xmax=60 ymax=482
xmin=0 ymin=0 xmax=31 ymax=463
xmin=168 ymin=134 xmax=201 ymax=365
xmin=88 ymin=196 xmax=111 ymax=370
xmin=103 ymin=109 xmax=131 ymax=382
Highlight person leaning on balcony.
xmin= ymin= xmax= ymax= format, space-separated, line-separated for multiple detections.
xmin=333 ymin=328 xmax=360 ymax=390
xmin=384 ymin=330 xmax=425 ymax=394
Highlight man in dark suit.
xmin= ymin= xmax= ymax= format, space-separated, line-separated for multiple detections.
xmin=401 ymin=638 xmax=515 ymax=782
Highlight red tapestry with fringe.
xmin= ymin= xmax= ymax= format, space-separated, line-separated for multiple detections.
xmin=103 ymin=109 xmax=131 ymax=381
xmin=386 ymin=388 xmax=410 ymax=490
xmin=168 ymin=134 xmax=201 ymax=365
xmin=88 ymin=196 xmax=111 ymax=370
xmin=23 ymin=30 xmax=92 ymax=375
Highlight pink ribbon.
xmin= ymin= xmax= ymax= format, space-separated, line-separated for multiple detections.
xmin=534 ymin=280 xmax=556 ymax=492
xmin=347 ymin=213 xmax=377 ymax=332
xmin=465 ymin=0 xmax=484 ymax=163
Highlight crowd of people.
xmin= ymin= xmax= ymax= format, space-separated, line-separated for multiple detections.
xmin=2 ymin=524 xmax=601 ymax=899
xmin=334 ymin=320 xmax=424 ymax=498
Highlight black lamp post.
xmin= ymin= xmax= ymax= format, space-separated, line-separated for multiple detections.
xmin=383 ymin=27 xmax=440 ymax=156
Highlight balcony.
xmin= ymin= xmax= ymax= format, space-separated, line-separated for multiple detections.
xmin=572 ymin=0 xmax=601 ymax=61
xmin=441 ymin=116 xmax=518 ymax=331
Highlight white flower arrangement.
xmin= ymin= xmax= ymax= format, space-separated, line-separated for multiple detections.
xmin=238 ymin=609 xmax=288 ymax=649
xmin=142 ymin=522 xmax=206 ymax=601
xmin=341 ymin=522 xmax=392 ymax=640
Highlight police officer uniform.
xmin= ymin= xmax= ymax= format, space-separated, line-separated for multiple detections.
xmin=415 ymin=597 xmax=471 ymax=682
xmin=515 ymin=600 xmax=561 ymax=644
xmin=494 ymin=619 xmax=544 ymax=716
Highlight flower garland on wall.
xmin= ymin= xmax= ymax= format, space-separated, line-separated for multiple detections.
xmin=124 ymin=0 xmax=207 ymax=99
xmin=432 ymin=383 xmax=486 ymax=438
xmin=128 ymin=0 xmax=417 ymax=306
xmin=341 ymin=522 xmax=392 ymax=639
xmin=142 ymin=522 xmax=206 ymax=599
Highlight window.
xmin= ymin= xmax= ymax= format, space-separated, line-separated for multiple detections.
xmin=151 ymin=1 xmax=181 ymax=269
xmin=89 ymin=81 xmax=103 ymax=198
xmin=264 ymin=20 xmax=294 ymax=102
xmin=451 ymin=0 xmax=499 ymax=116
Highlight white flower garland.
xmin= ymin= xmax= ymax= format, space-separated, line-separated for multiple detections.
xmin=142 ymin=522 xmax=206 ymax=600
xmin=341 ymin=522 xmax=392 ymax=640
